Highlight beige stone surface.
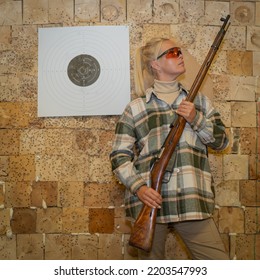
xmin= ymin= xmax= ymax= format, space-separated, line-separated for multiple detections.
xmin=224 ymin=154 xmax=249 ymax=180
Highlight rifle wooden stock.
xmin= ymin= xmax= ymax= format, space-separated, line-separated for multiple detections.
xmin=129 ymin=15 xmax=230 ymax=252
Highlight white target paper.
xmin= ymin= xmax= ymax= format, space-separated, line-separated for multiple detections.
xmin=38 ymin=26 xmax=130 ymax=117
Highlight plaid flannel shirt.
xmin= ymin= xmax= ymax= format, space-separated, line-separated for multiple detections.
xmin=110 ymin=85 xmax=229 ymax=223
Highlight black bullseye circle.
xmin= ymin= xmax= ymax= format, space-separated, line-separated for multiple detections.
xmin=67 ymin=54 xmax=101 ymax=87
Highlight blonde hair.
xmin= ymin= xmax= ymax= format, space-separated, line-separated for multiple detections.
xmin=134 ymin=38 xmax=169 ymax=96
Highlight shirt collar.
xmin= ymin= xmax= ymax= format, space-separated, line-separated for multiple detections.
xmin=145 ymin=82 xmax=188 ymax=103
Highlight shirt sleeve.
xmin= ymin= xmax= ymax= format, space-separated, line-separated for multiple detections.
xmin=110 ymin=105 xmax=146 ymax=194
xmin=189 ymin=95 xmax=229 ymax=151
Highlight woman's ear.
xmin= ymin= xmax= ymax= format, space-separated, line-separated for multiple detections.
xmin=150 ymin=60 xmax=160 ymax=72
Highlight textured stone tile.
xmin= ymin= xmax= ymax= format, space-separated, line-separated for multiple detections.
xmin=11 ymin=208 xmax=37 ymax=234
xmin=0 ymin=0 xmax=22 ymax=25
xmin=214 ymin=102 xmax=231 ymax=128
xmin=256 ymin=234 xmax=260 ymax=260
xmin=231 ymin=1 xmax=255 ymax=26
xmin=16 ymin=234 xmax=44 ymax=260
xmin=36 ymin=208 xmax=62 ymax=233
xmin=215 ymin=181 xmax=240 ymax=207
xmin=84 ymin=182 xmax=124 ymax=207
xmin=219 ymin=207 xmax=244 ymax=234
xmin=225 ymin=26 xmax=246 ymax=51
xmin=240 ymin=128 xmax=257 ymax=155
xmin=231 ymin=102 xmax=256 ymax=127
xmin=89 ymin=155 xmax=114 ymax=183
xmin=179 ymin=0 xmax=204 ymax=24
xmin=208 ymin=153 xmax=224 ymax=186
xmin=75 ymin=0 xmax=100 ymax=22
xmin=0 ymin=26 xmax=11 ymax=51
xmin=101 ymin=0 xmax=126 ymax=23
xmin=224 ymin=154 xmax=248 ymax=180
xmin=227 ymin=76 xmax=257 ymax=102
xmin=74 ymin=129 xmax=99 ymax=156
xmin=227 ymin=50 xmax=253 ymax=76
xmin=204 ymin=1 xmax=230 ymax=25
xmin=59 ymin=181 xmax=84 ymax=207
xmin=253 ymin=52 xmax=260 ymax=76
xmin=98 ymin=234 xmax=123 ymax=259
xmin=0 ymin=102 xmax=36 ymax=128
xmin=31 ymin=181 xmax=58 ymax=208
xmin=235 ymin=234 xmax=254 ymax=260
xmin=0 ymin=129 xmax=20 ymax=156
xmin=240 ymin=180 xmax=259 ymax=206
xmin=9 ymin=155 xmax=35 ymax=181
xmin=49 ymin=0 xmax=74 ymax=24
xmin=127 ymin=0 xmax=153 ymax=22
xmin=89 ymin=208 xmax=114 ymax=234
xmin=114 ymin=207 xmax=131 ymax=234
xmin=256 ymin=2 xmax=260 ymax=26
xmin=0 ymin=209 xmax=10 ymax=235
xmin=0 ymin=235 xmax=16 ymax=259
xmin=0 ymin=182 xmax=4 ymax=206
xmin=247 ymin=26 xmax=260 ymax=51
xmin=36 ymin=155 xmax=62 ymax=181
xmin=5 ymin=181 xmax=31 ymax=208
xmin=23 ymin=0 xmax=48 ymax=24
xmin=153 ymin=0 xmax=179 ymax=24
xmin=62 ymin=207 xmax=89 ymax=233
xmin=61 ymin=155 xmax=89 ymax=181
xmin=71 ymin=234 xmax=98 ymax=260
xmin=0 ymin=156 xmax=9 ymax=180
xmin=45 ymin=234 xmax=72 ymax=260
xmin=245 ymin=207 xmax=257 ymax=234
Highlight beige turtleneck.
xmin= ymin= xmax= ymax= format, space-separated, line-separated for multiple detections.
xmin=153 ymin=79 xmax=181 ymax=105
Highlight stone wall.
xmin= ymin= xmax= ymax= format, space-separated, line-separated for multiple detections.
xmin=0 ymin=0 xmax=259 ymax=260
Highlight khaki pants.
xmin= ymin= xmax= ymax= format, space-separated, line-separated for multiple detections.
xmin=138 ymin=218 xmax=229 ymax=260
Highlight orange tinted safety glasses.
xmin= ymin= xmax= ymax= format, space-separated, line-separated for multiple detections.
xmin=157 ymin=47 xmax=182 ymax=60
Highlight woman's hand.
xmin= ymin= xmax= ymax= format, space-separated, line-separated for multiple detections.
xmin=176 ymin=100 xmax=196 ymax=123
xmin=136 ymin=185 xmax=162 ymax=209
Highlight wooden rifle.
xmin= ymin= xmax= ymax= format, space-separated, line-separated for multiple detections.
xmin=128 ymin=15 xmax=230 ymax=252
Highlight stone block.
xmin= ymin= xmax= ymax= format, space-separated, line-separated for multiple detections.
xmin=204 ymin=1 xmax=230 ymax=25
xmin=219 ymin=207 xmax=244 ymax=234
xmin=256 ymin=3 xmax=260 ymax=26
xmin=36 ymin=155 xmax=62 ymax=181
xmin=231 ymin=2 xmax=255 ymax=26
xmin=215 ymin=181 xmax=240 ymax=207
xmin=127 ymin=0 xmax=153 ymax=22
xmin=114 ymin=207 xmax=132 ymax=234
xmin=153 ymin=0 xmax=179 ymax=24
xmin=240 ymin=128 xmax=257 ymax=155
xmin=98 ymin=233 xmax=123 ymax=259
xmin=9 ymin=155 xmax=35 ymax=181
xmin=36 ymin=208 xmax=62 ymax=233
xmin=0 ymin=129 xmax=20 ymax=156
xmin=89 ymin=208 xmax=114 ymax=234
xmin=89 ymin=155 xmax=114 ymax=183
xmin=224 ymin=154 xmax=248 ymax=180
xmin=240 ymin=180 xmax=260 ymax=206
xmin=231 ymin=102 xmax=256 ymax=127
xmin=71 ymin=234 xmax=99 ymax=260
xmin=0 ymin=156 xmax=8 ymax=181
xmin=5 ymin=181 xmax=31 ymax=208
xmin=0 ymin=209 xmax=10 ymax=235
xmin=84 ymin=182 xmax=124 ymax=207
xmin=75 ymin=0 xmax=100 ymax=22
xmin=62 ymin=207 xmax=89 ymax=233
xmin=23 ymin=0 xmax=48 ymax=24
xmin=245 ymin=207 xmax=257 ymax=234
xmin=0 ymin=182 xmax=4 ymax=206
xmin=225 ymin=26 xmax=246 ymax=51
xmin=16 ymin=234 xmax=44 ymax=260
xmin=179 ymin=0 xmax=204 ymax=24
xmin=247 ymin=26 xmax=260 ymax=51
xmin=0 ymin=235 xmax=16 ymax=259
xmin=101 ymin=0 xmax=126 ymax=22
xmin=253 ymin=52 xmax=260 ymax=76
xmin=0 ymin=1 xmax=22 ymax=25
xmin=49 ymin=0 xmax=74 ymax=24
xmin=0 ymin=26 xmax=11 ymax=51
xmin=59 ymin=181 xmax=84 ymax=207
xmin=235 ymin=234 xmax=255 ymax=260
xmin=227 ymin=50 xmax=253 ymax=76
xmin=45 ymin=234 xmax=72 ymax=260
xmin=256 ymin=234 xmax=260 ymax=260
xmin=11 ymin=208 xmax=37 ymax=234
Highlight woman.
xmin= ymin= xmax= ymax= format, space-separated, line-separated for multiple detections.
xmin=110 ymin=38 xmax=229 ymax=260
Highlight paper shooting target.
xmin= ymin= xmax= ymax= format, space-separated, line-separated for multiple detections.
xmin=38 ymin=26 xmax=130 ymax=117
